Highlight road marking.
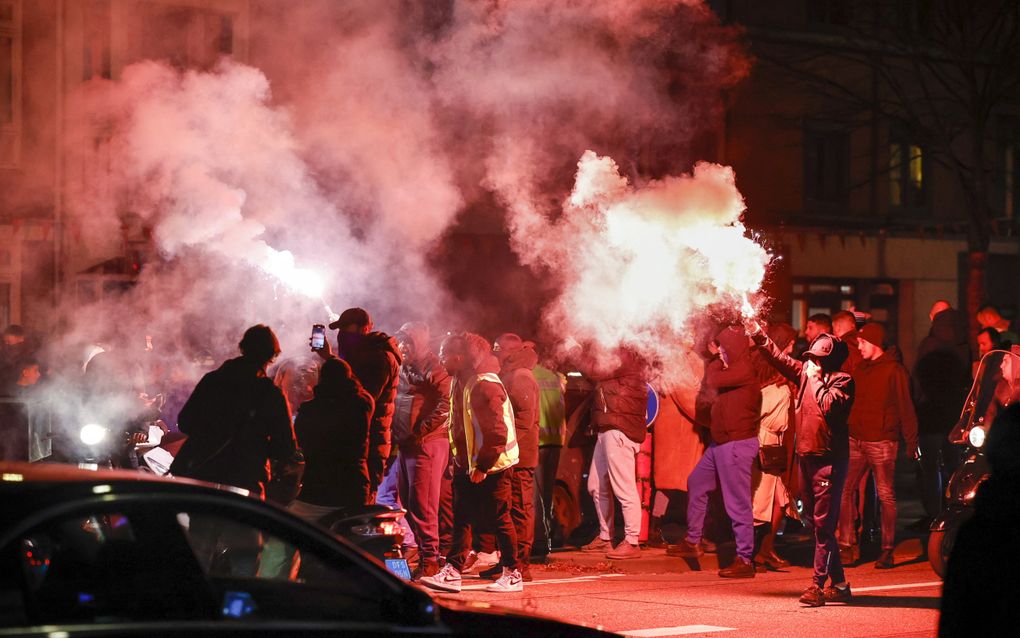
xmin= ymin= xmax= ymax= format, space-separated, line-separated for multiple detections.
xmin=853 ymin=581 xmax=942 ymax=593
xmin=459 ymin=572 xmax=626 ymax=591
xmin=620 ymin=625 xmax=736 ymax=637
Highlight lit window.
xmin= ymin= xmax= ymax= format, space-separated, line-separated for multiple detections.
xmin=890 ymin=139 xmax=927 ymax=208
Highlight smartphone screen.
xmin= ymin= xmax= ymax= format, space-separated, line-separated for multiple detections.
xmin=311 ymin=324 xmax=326 ymax=350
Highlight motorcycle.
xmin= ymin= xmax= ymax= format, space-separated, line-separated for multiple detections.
xmin=928 ymin=348 xmax=1020 ymax=578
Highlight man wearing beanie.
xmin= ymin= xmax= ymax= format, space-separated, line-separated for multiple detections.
xmin=837 ymin=322 xmax=919 ymax=569
xmin=481 ymin=333 xmax=541 ymax=581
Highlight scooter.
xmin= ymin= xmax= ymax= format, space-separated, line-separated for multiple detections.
xmin=928 ymin=348 xmax=1020 ymax=578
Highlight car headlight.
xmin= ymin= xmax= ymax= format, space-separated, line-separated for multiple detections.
xmin=968 ymin=426 xmax=987 ymax=448
xmin=79 ymin=424 xmax=109 ymax=446
xmin=351 ymin=520 xmax=402 ymax=537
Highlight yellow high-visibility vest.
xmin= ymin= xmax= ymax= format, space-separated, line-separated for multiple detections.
xmin=458 ymin=372 xmax=519 ymax=474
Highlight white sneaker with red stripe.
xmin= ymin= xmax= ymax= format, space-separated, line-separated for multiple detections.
xmin=484 ymin=567 xmax=523 ymax=593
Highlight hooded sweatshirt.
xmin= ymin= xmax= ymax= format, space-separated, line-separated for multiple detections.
xmin=702 ymin=326 xmax=761 ymax=444
xmin=499 ymin=345 xmax=541 ymax=468
xmin=393 ymin=323 xmax=452 ymax=450
xmin=914 ymin=309 xmax=971 ymax=435
xmin=754 ymin=332 xmax=855 ymax=458
xmin=848 ymin=349 xmax=919 ymax=449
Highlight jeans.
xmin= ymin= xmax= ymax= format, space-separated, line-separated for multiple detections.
xmin=376 ymin=454 xmax=416 ymax=548
xmin=838 ymin=438 xmax=898 ymax=550
xmin=685 ymin=437 xmax=760 ymax=561
xmin=801 ymin=455 xmax=849 ymax=588
xmin=532 ymin=446 xmax=561 ymax=555
xmin=588 ymin=430 xmax=642 ymax=545
xmin=396 ymin=437 xmax=449 ymax=560
xmin=448 ymin=471 xmax=518 ymax=571
xmin=510 ymin=466 xmax=536 ymax=566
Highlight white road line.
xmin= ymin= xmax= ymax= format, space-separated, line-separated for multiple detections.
xmin=458 ymin=572 xmax=626 ymax=591
xmin=853 ymin=581 xmax=943 ymax=593
xmin=620 ymin=625 xmax=736 ymax=637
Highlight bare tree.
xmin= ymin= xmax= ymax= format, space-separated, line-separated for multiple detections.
xmin=748 ymin=0 xmax=1020 ymax=336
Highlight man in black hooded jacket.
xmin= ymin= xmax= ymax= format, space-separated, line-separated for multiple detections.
xmin=752 ymin=323 xmax=855 ymax=607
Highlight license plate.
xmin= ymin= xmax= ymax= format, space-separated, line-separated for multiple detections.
xmin=385 ymin=558 xmax=412 ymax=580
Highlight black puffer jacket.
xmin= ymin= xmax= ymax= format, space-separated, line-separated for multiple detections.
xmin=500 ymin=346 xmax=541 ymax=468
xmin=342 ymin=332 xmax=402 ymax=454
xmin=754 ymin=332 xmax=855 ymax=458
xmin=587 ymin=355 xmax=648 ymax=445
xmin=172 ymin=357 xmax=295 ymax=494
xmin=393 ymin=323 xmax=452 ymax=451
xmin=701 ymin=326 xmax=761 ymax=445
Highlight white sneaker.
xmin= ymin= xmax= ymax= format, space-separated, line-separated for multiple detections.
xmin=475 ymin=550 xmax=500 ymax=569
xmin=420 ymin=563 xmax=462 ymax=593
xmin=485 ymin=567 xmax=523 ymax=593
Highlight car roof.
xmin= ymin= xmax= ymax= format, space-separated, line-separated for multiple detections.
xmin=0 ymin=461 xmax=257 ymax=514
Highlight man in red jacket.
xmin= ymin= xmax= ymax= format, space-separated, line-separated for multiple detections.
xmin=479 ymin=333 xmax=541 ymax=582
xmin=837 ymin=322 xmax=920 ymax=569
xmin=672 ymin=325 xmax=762 ymax=578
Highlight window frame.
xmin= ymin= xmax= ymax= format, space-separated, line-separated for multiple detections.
xmin=0 ymin=0 xmax=22 ymax=168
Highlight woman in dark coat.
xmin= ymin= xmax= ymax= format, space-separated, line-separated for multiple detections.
xmin=290 ymin=357 xmax=375 ymax=519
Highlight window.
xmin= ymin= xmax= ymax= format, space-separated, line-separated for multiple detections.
xmin=129 ymin=4 xmax=235 ymax=70
xmin=804 ymin=128 xmax=850 ymax=207
xmin=807 ymin=0 xmax=850 ymax=26
xmin=791 ymin=277 xmax=899 ymax=343
xmin=0 ymin=0 xmax=21 ymax=167
xmin=998 ymin=118 xmax=1019 ymax=220
xmin=889 ymin=138 xmax=927 ymax=209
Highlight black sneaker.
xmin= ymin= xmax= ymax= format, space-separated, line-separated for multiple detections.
xmin=799 ymin=585 xmax=825 ymax=607
xmin=479 ymin=564 xmax=503 ymax=580
xmin=823 ymin=583 xmax=852 ymax=603
xmin=521 ymin=565 xmax=534 ymax=582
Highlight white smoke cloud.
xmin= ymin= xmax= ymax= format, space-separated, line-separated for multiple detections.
xmin=40 ymin=0 xmax=757 ymax=437
xmin=527 ymin=151 xmax=770 ymax=381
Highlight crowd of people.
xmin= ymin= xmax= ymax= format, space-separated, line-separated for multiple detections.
xmin=0 ymin=297 xmax=1016 ymax=605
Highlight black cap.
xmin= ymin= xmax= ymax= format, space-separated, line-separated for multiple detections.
xmin=328 ymin=307 xmax=371 ymax=330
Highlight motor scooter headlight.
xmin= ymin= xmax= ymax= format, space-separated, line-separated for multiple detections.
xmin=79 ymin=424 xmax=109 ymax=446
xmin=968 ymin=425 xmax=987 ymax=449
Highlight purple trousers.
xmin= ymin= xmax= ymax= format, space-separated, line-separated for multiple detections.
xmin=396 ymin=436 xmax=449 ymax=561
xmin=685 ymin=437 xmax=759 ymax=561
xmin=801 ymin=455 xmax=849 ymax=588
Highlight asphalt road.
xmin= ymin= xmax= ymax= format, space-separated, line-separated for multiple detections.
xmin=425 ymin=546 xmax=941 ymax=638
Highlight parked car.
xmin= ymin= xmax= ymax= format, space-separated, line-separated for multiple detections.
xmin=0 ymin=462 xmax=616 ymax=637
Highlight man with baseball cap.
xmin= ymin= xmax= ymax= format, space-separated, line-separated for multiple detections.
xmin=751 ymin=321 xmax=855 ymax=607
xmin=326 ymin=307 xmax=402 ymax=497
xmin=837 ymin=322 xmax=919 ymax=569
